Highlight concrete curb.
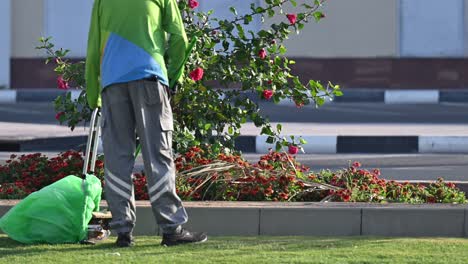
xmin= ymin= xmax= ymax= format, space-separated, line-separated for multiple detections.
xmin=2 ymin=135 xmax=468 ymax=153
xmin=1 ymin=201 xmax=468 ymax=237
xmin=254 ymin=135 xmax=468 ymax=154
xmin=0 ymin=136 xmax=87 ymax=152
xmin=2 ymin=89 xmax=468 ymax=104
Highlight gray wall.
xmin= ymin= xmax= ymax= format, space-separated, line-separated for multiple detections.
xmin=400 ymin=0 xmax=465 ymax=57
xmin=263 ymin=0 xmax=399 ymax=58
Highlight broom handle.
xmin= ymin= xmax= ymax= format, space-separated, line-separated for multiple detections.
xmin=134 ymin=37 xmax=197 ymax=159
xmin=83 ymin=108 xmax=101 ymax=177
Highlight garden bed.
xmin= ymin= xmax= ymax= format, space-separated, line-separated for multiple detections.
xmin=0 ymin=148 xmax=465 ymax=204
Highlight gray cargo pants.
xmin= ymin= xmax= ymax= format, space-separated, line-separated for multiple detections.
xmin=100 ymin=79 xmax=188 ymax=235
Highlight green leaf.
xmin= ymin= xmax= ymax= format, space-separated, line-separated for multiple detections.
xmin=276 ymin=124 xmax=282 ymax=134
xmin=236 ymin=24 xmax=246 ymax=39
xmin=275 ymin=142 xmax=282 ymax=151
xmin=313 ymin=11 xmax=325 ymax=22
xmin=279 ymin=45 xmax=287 ymax=55
xmin=229 ymin=7 xmax=238 ymax=16
xmin=299 ymin=138 xmax=307 ymax=145
xmin=244 ymin=15 xmax=253 ymax=24
xmin=204 ymin=123 xmax=212 ymax=130
xmin=261 ymin=126 xmax=273 ymax=136
xmin=290 ymin=0 xmax=297 ymax=7
xmin=267 ymin=9 xmax=275 ymax=17
xmin=334 ymin=90 xmax=343 ymax=96
xmin=266 ymin=136 xmax=275 ymax=144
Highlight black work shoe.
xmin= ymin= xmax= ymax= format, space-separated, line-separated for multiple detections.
xmin=116 ymin=232 xmax=135 ymax=247
xmin=161 ymin=228 xmax=208 ymax=246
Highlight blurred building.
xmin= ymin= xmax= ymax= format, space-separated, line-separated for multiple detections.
xmin=2 ymin=0 xmax=468 ymax=89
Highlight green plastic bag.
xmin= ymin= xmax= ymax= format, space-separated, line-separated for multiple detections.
xmin=0 ymin=174 xmax=102 ymax=244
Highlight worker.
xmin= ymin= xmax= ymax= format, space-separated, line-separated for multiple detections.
xmin=85 ymin=0 xmax=207 ymax=247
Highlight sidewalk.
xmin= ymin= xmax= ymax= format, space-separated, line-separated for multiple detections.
xmin=1 ymin=122 xmax=468 ymax=153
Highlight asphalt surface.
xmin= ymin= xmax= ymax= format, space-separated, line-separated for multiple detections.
xmin=1 ymin=102 xmax=467 ymax=181
xmin=1 ymin=102 xmax=468 ymax=125
xmin=259 ymin=102 xmax=468 ymax=124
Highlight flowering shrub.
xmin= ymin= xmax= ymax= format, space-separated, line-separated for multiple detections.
xmin=1 ymin=150 xmax=465 ymax=204
xmin=173 ymin=146 xmax=317 ymax=201
xmin=36 ymin=0 xmax=341 ymax=154
xmin=0 ymin=151 xmax=104 ymax=199
xmin=318 ymin=162 xmax=466 ymax=204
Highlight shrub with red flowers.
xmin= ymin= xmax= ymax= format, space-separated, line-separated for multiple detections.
xmin=1 ymin=150 xmax=465 ymax=204
xmin=0 ymin=151 xmax=103 ymax=199
xmin=172 ymin=147 xmax=323 ymax=202
xmin=37 ymin=0 xmax=340 ymax=154
xmin=318 ymin=162 xmax=466 ymax=204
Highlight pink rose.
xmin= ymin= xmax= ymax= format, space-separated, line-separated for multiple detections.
xmin=188 ymin=0 xmax=199 ymax=9
xmin=294 ymin=100 xmax=304 ymax=108
xmin=286 ymin=14 xmax=297 ymax=25
xmin=190 ymin=67 xmax=204 ymax=81
xmin=55 ymin=111 xmax=65 ymax=121
xmin=288 ymin=145 xmax=299 ymax=155
xmin=262 ymin=90 xmax=274 ymax=100
xmin=57 ymin=76 xmax=69 ymax=90
xmin=258 ymin=48 xmax=267 ymax=59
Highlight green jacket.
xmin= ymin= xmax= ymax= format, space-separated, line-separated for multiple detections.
xmin=85 ymin=0 xmax=188 ymax=109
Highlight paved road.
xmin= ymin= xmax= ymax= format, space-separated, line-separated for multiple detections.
xmin=259 ymin=102 xmax=468 ymax=124
xmin=1 ymin=152 xmax=466 ymax=182
xmin=1 ymin=102 xmax=468 ymax=125
xmin=1 ymin=102 xmax=466 ymax=181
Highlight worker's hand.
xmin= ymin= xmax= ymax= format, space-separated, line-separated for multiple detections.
xmin=169 ymin=81 xmax=180 ymax=96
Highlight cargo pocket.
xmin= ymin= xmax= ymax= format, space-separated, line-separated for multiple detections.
xmin=158 ymin=83 xmax=174 ymax=132
xmin=143 ymin=81 xmax=161 ymax=106
xmin=160 ymin=130 xmax=173 ymax=151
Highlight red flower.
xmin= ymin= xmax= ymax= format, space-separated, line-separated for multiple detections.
xmin=57 ymin=75 xmax=69 ymax=90
xmin=342 ymin=193 xmax=350 ymax=202
xmin=188 ymin=0 xmax=199 ymax=9
xmin=192 ymin=192 xmax=201 ymax=199
xmin=294 ymin=101 xmax=304 ymax=108
xmin=95 ymin=160 xmax=104 ymax=169
xmin=286 ymin=14 xmax=297 ymax=25
xmin=55 ymin=111 xmax=65 ymax=121
xmin=190 ymin=67 xmax=204 ymax=81
xmin=288 ymin=145 xmax=299 ymax=155
xmin=279 ymin=192 xmax=289 ymax=200
xmin=258 ymin=48 xmax=267 ymax=59
xmin=264 ymin=187 xmax=274 ymax=196
xmin=352 ymin=162 xmax=362 ymax=168
xmin=373 ymin=169 xmax=381 ymax=176
xmin=262 ymin=90 xmax=274 ymax=100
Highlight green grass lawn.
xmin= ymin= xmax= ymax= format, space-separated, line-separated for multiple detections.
xmin=1 ymin=235 xmax=468 ymax=263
